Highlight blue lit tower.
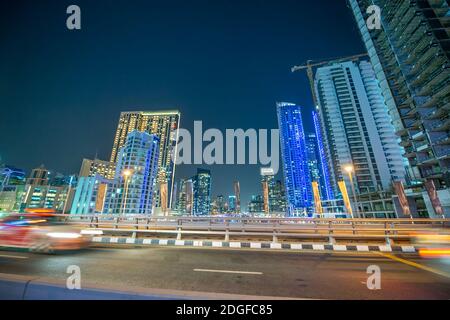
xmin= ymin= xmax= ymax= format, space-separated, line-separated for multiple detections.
xmin=108 ymin=130 xmax=160 ymax=215
xmin=312 ymin=111 xmax=334 ymax=200
xmin=276 ymin=102 xmax=312 ymax=215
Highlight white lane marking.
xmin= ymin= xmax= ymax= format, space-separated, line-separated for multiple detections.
xmin=194 ymin=268 xmax=263 ymax=275
xmin=0 ymin=254 xmax=28 ymax=259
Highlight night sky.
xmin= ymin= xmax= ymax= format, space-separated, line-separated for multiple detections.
xmin=0 ymin=0 xmax=365 ymax=206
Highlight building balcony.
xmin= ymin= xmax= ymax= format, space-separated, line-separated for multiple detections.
xmin=435 ymin=145 xmax=450 ymax=158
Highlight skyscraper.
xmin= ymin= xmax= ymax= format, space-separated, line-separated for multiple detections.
xmin=233 ymin=181 xmax=241 ymax=214
xmin=349 ymin=0 xmax=450 ymax=189
xmin=79 ymin=158 xmax=115 ymax=180
xmin=192 ymin=168 xmax=212 ymax=216
xmin=277 ymin=102 xmax=312 ymax=215
xmin=228 ymin=195 xmax=237 ymax=213
xmin=105 ymin=130 xmax=160 ymax=215
xmin=110 ymin=110 xmax=180 ymax=208
xmin=261 ymin=167 xmax=275 ymax=214
xmin=312 ymin=111 xmax=335 ymax=200
xmin=314 ymin=60 xmax=406 ymax=199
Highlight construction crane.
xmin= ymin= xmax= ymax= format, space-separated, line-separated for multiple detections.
xmin=291 ymin=53 xmax=368 ymax=107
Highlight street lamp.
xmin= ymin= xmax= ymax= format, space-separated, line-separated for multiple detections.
xmin=344 ymin=165 xmax=359 ymax=218
xmin=121 ymin=169 xmax=133 ymax=215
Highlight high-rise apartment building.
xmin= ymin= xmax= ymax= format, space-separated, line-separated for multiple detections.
xmin=79 ymin=158 xmax=116 ymax=180
xmin=105 ymin=130 xmax=160 ymax=215
xmin=110 ymin=110 xmax=180 ymax=208
xmin=349 ymin=0 xmax=450 ymax=188
xmin=192 ymin=168 xmax=212 ymax=216
xmin=277 ymin=102 xmax=312 ymax=215
xmin=26 ymin=165 xmax=50 ymax=186
xmin=70 ymin=175 xmax=113 ymax=214
xmin=314 ymin=60 xmax=406 ymax=199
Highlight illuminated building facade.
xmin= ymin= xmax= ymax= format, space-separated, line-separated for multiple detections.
xmin=312 ymin=111 xmax=335 ymax=201
xmin=233 ymin=181 xmax=241 ymax=213
xmin=277 ymin=102 xmax=312 ymax=215
xmin=105 ymin=130 xmax=160 ymax=215
xmin=70 ymin=175 xmax=113 ymax=214
xmin=110 ymin=110 xmax=180 ymax=208
xmin=349 ymin=0 xmax=450 ymax=188
xmin=314 ymin=60 xmax=406 ymax=198
xmin=79 ymin=158 xmax=116 ymax=180
xmin=192 ymin=168 xmax=212 ymax=216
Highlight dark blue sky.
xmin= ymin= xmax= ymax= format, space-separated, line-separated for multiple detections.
xmin=0 ymin=0 xmax=365 ymax=206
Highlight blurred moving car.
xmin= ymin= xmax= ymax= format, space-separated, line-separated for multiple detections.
xmin=0 ymin=213 xmax=92 ymax=253
xmin=412 ymin=230 xmax=450 ymax=259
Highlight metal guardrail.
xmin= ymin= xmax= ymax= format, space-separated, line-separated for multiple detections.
xmin=58 ymin=214 xmax=450 ymax=245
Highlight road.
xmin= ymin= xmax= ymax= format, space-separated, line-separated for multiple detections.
xmin=0 ymin=245 xmax=449 ymax=299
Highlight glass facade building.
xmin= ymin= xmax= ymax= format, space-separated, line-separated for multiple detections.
xmin=276 ymin=102 xmax=312 ymax=215
xmin=312 ymin=111 xmax=335 ymax=200
xmin=192 ymin=168 xmax=212 ymax=216
xmin=349 ymin=0 xmax=450 ymax=189
xmin=105 ymin=130 xmax=160 ymax=215
xmin=110 ymin=110 xmax=180 ymax=208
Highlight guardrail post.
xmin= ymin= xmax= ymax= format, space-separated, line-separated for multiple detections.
xmin=224 ymin=220 xmax=230 ymax=242
xmin=328 ymin=221 xmax=335 ymax=244
xmin=176 ymin=219 xmax=182 ymax=240
xmin=384 ymin=222 xmax=394 ymax=246
xmin=272 ymin=220 xmax=279 ymax=243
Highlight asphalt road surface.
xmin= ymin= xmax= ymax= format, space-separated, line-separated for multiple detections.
xmin=0 ymin=246 xmax=449 ymax=299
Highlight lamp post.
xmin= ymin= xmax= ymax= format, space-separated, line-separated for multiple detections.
xmin=344 ymin=165 xmax=360 ymax=218
xmin=121 ymin=169 xmax=133 ymax=215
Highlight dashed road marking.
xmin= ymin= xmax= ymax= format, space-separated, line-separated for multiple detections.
xmin=193 ymin=268 xmax=263 ymax=275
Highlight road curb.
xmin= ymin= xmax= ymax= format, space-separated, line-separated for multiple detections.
xmin=92 ymin=237 xmax=418 ymax=253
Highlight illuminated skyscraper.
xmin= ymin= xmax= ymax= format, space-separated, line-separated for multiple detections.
xmin=261 ymin=167 xmax=275 ymax=214
xmin=349 ymin=0 xmax=450 ymax=189
xmin=79 ymin=158 xmax=115 ymax=180
xmin=312 ymin=111 xmax=335 ymax=201
xmin=277 ymin=102 xmax=312 ymax=215
xmin=228 ymin=195 xmax=237 ymax=213
xmin=192 ymin=168 xmax=212 ymax=216
xmin=105 ymin=130 xmax=160 ymax=215
xmin=314 ymin=60 xmax=406 ymax=199
xmin=233 ymin=181 xmax=241 ymax=214
xmin=110 ymin=110 xmax=180 ymax=208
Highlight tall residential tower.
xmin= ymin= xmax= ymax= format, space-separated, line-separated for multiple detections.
xmin=110 ymin=110 xmax=180 ymax=208
xmin=314 ymin=60 xmax=406 ymax=199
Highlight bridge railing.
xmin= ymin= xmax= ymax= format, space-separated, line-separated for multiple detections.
xmin=54 ymin=214 xmax=450 ymax=245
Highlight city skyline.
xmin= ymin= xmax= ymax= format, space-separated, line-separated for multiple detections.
xmin=0 ymin=0 xmax=365 ymax=206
